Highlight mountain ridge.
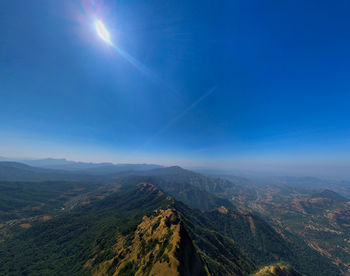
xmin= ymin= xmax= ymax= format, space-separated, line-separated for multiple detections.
xmin=0 ymin=161 xmax=346 ymax=275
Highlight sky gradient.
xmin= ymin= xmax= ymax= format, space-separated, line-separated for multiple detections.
xmin=1 ymin=0 xmax=350 ymax=173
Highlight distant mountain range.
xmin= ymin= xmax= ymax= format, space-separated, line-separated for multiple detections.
xmin=0 ymin=160 xmax=349 ymax=275
xmin=0 ymin=159 xmax=164 ymax=181
xmin=0 ymin=157 xmax=163 ymax=172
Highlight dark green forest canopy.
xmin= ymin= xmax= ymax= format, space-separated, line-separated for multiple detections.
xmin=0 ymin=180 xmax=342 ymax=276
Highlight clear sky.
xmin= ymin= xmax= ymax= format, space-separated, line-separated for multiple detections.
xmin=1 ymin=0 xmax=350 ymax=173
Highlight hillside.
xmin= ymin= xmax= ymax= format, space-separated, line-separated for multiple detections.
xmin=0 ymin=161 xmax=163 ymax=181
xmin=0 ymin=182 xmax=255 ymax=275
xmin=0 ymin=161 xmax=95 ymax=181
xmin=245 ymin=184 xmax=350 ymax=272
xmin=176 ymin=203 xmax=339 ymax=276
xmin=0 ymin=163 xmax=346 ymax=275
xmin=89 ymin=207 xmax=208 ymax=275
xmin=121 ymin=166 xmax=350 ymax=274
xmin=117 ymin=175 xmax=236 ymax=211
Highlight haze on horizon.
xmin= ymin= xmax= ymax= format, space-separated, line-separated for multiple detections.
xmin=1 ymin=1 xmax=350 ymax=179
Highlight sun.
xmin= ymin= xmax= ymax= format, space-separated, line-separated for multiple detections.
xmin=95 ymin=19 xmax=112 ymax=45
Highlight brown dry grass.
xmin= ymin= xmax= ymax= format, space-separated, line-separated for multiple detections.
xmin=19 ymin=223 xmax=31 ymax=229
xmin=41 ymin=216 xmax=52 ymax=221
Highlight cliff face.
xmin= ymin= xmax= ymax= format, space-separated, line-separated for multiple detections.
xmin=90 ymin=207 xmax=208 ymax=276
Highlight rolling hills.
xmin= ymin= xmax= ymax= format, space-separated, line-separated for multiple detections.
xmin=0 ymin=161 xmax=347 ymax=275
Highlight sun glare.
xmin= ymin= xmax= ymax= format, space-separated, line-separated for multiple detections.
xmin=95 ymin=20 xmax=112 ymax=45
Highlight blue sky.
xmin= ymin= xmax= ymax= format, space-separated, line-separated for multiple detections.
xmin=1 ymin=0 xmax=350 ymax=171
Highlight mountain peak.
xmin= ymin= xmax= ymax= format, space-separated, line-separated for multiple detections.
xmin=311 ymin=189 xmax=348 ymax=202
xmin=89 ymin=208 xmax=207 ymax=276
xmin=137 ymin=182 xmax=165 ymax=196
xmin=137 ymin=182 xmax=159 ymax=191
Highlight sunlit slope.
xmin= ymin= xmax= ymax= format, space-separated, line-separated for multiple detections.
xmin=89 ymin=207 xmax=207 ymax=276
xmin=0 ymin=183 xmax=171 ymax=275
xmin=253 ymin=263 xmax=301 ymax=276
xmin=248 ymin=184 xmax=350 ymax=273
xmin=0 ymin=183 xmax=254 ymax=275
xmin=176 ymin=203 xmax=340 ymax=276
xmin=0 ymin=164 xmax=344 ymax=276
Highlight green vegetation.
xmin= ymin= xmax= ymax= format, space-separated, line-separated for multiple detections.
xmin=117 ymin=174 xmax=237 ymax=211
xmin=151 ymin=217 xmax=161 ymax=232
xmin=119 ymin=261 xmax=136 ymax=276
xmin=176 ymin=201 xmax=341 ymax=276
xmin=0 ymin=164 xmax=346 ymax=276
xmin=0 ymin=184 xmax=170 ymax=275
xmin=0 ymin=180 xmax=100 ymax=223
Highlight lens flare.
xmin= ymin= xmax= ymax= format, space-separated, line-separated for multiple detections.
xmin=95 ymin=19 xmax=112 ymax=44
xmin=93 ymin=18 xmax=178 ymax=97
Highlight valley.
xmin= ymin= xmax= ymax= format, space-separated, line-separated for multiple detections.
xmin=0 ymin=161 xmax=349 ymax=275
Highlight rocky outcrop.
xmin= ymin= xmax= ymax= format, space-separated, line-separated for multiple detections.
xmin=90 ymin=208 xmax=208 ymax=276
